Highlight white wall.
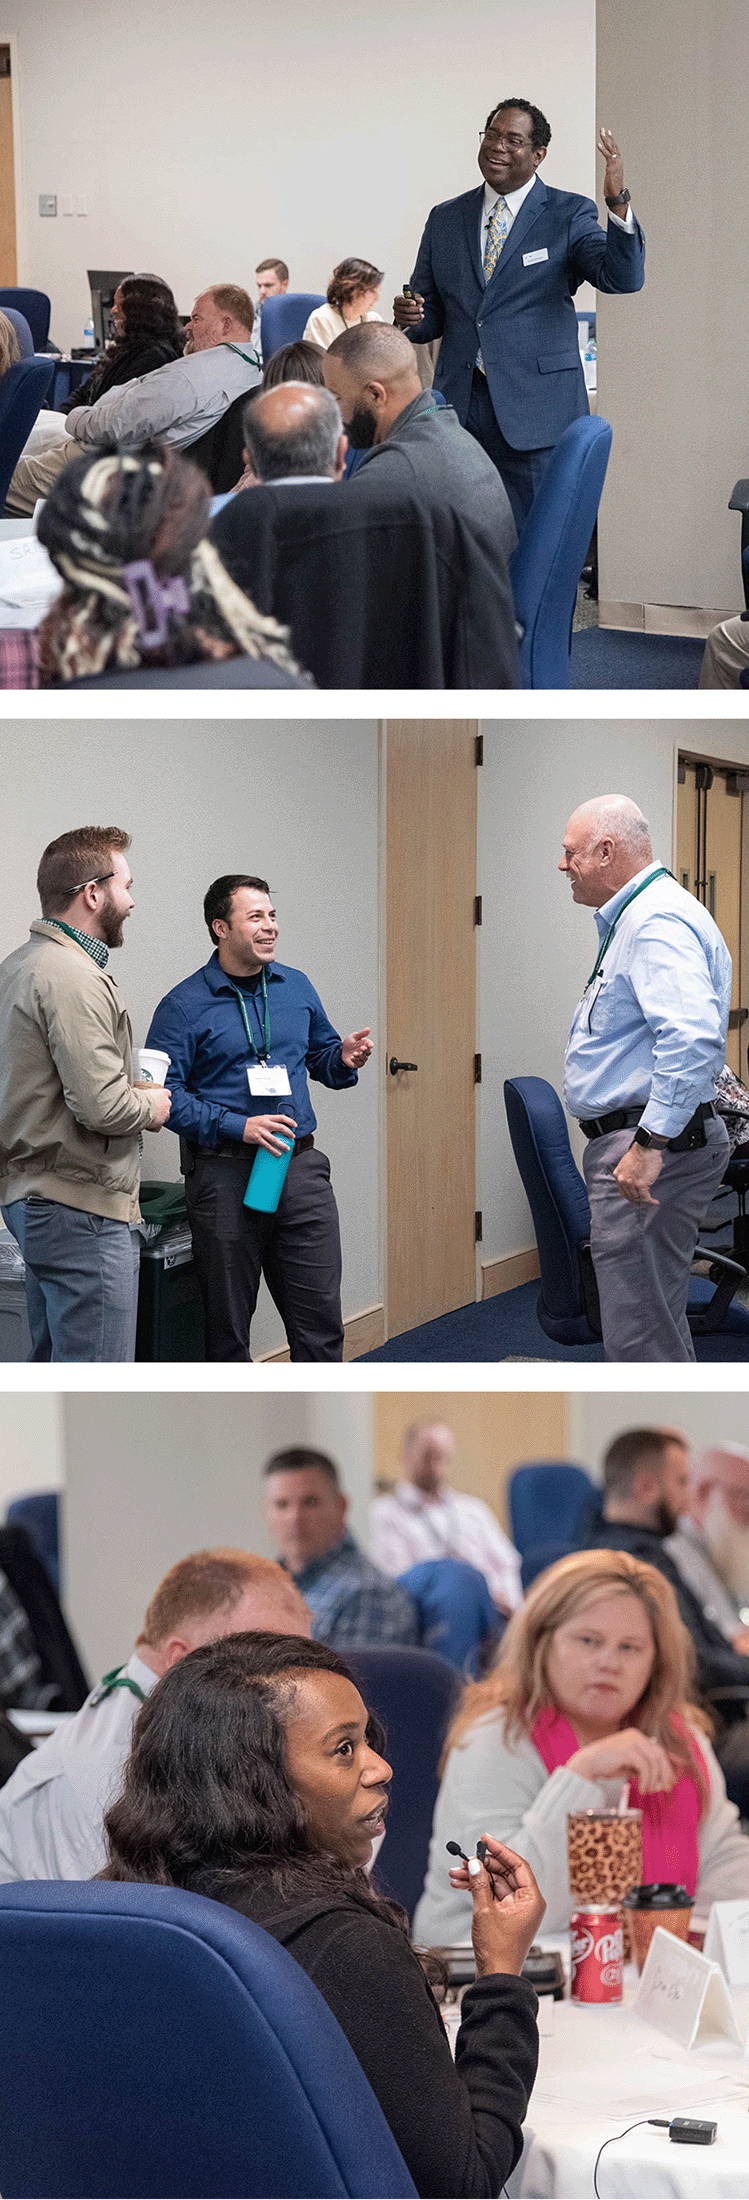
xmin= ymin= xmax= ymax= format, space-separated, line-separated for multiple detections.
xmin=0 ymin=721 xmax=380 ymax=1355
xmin=0 ymin=1395 xmax=63 ymax=1506
xmin=477 ymin=719 xmax=749 ymax=1268
xmin=596 ymin=0 xmax=749 ymax=612
xmin=570 ymin=1394 xmax=749 ymax=1482
xmin=62 ymin=1392 xmax=374 ymax=1677
xmin=3 ymin=0 xmax=595 ymax=352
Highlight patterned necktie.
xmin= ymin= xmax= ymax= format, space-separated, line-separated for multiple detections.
xmin=477 ymin=195 xmax=509 ymax=374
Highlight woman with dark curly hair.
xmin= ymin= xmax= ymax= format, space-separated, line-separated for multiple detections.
xmin=304 ymin=257 xmax=384 ymax=348
xmin=58 ymin=274 xmax=183 ymax=414
xmin=99 ymin=1631 xmax=542 ymax=2199
xmin=0 ymin=444 xmax=305 ymax=686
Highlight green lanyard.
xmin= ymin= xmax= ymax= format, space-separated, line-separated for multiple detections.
xmin=225 ymin=342 xmax=259 ymax=366
xmin=94 ymin=1665 xmax=146 ymax=1705
xmin=586 ymin=868 xmax=671 ymax=989
xmin=228 ymin=970 xmax=272 ymax=1061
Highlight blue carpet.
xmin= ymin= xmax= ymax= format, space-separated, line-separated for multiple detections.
xmin=571 ymin=627 xmax=704 ymax=688
xmin=357 ymin=1279 xmax=749 ymax=1362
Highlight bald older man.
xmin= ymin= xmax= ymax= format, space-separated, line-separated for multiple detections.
xmin=238 ymin=382 xmax=348 ymax=487
xmin=666 ymin=1445 xmax=749 ymax=1642
xmin=323 ymin=323 xmax=516 ymax=563
xmin=561 ymin=794 xmax=731 ymax=1360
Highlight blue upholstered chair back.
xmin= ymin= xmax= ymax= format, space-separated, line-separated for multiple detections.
xmin=6 ymin=1492 xmax=60 ymax=1593
xmin=508 ymin=1462 xmax=595 ymax=1585
xmin=260 ymin=292 xmax=326 ymax=359
xmin=0 ymin=288 xmax=51 ymax=351
xmin=0 ymin=1880 xmax=417 ymax=2199
xmin=511 ymin=414 xmax=612 ymax=688
xmin=0 ymin=356 xmax=56 ymax=507
xmin=344 ymin=1644 xmax=458 ymax=1919
xmin=2 ymin=306 xmax=34 ymax=358
xmin=504 ymin=1074 xmax=594 ymax=1342
xmin=398 ymin=1556 xmax=500 ymax=1676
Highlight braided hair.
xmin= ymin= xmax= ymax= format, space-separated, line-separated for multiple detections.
xmin=35 ymin=445 xmax=300 ymax=682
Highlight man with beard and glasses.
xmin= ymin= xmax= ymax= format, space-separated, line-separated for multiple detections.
xmin=0 ymin=827 xmax=170 ymax=1362
xmin=666 ymin=1445 xmax=749 ymax=1649
xmin=323 ymin=322 xmax=517 ymax=564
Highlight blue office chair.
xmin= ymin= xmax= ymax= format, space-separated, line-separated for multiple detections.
xmin=398 ymin=1556 xmax=500 ymax=1675
xmin=0 ymin=356 xmax=56 ymax=509
xmin=503 ymin=1073 xmax=749 ymax=1350
xmin=0 ymin=288 xmax=51 ymax=351
xmin=508 ymin=1462 xmax=594 ymax=1588
xmin=6 ymin=1492 xmax=60 ymax=1593
xmin=0 ymin=1880 xmax=416 ymax=2199
xmin=511 ymin=415 xmax=612 ymax=687
xmin=344 ymin=1644 xmax=458 ymax=1919
xmin=2 ymin=307 xmax=34 ymax=359
xmin=260 ymin=292 xmax=326 ymax=360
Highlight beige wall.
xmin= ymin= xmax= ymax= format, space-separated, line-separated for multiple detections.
xmin=3 ymin=1 xmax=596 ymax=352
xmin=596 ymin=0 xmax=749 ymax=613
xmin=373 ymin=1393 xmax=568 ymax=1529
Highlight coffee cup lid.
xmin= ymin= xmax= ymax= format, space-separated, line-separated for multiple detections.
xmin=622 ymin=1882 xmax=692 ymax=1908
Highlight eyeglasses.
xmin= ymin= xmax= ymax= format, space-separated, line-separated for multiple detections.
xmin=479 ymin=128 xmax=530 ymax=151
xmin=63 ymin=870 xmax=115 ymax=894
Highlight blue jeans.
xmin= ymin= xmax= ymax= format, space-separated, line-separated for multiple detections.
xmin=2 ymin=1197 xmax=140 ymax=1362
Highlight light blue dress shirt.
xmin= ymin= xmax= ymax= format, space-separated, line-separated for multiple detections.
xmin=564 ymin=861 xmax=732 ymax=1137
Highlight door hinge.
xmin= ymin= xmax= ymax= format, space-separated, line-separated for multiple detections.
xmin=474 ymin=1053 xmax=482 ymax=1084
xmin=474 ymin=894 xmax=482 ymax=926
xmin=475 ymin=734 xmax=484 ymax=766
xmin=475 ymin=1210 xmax=483 ymax=1243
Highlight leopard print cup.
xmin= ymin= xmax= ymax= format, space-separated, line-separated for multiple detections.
xmin=567 ymin=1809 xmax=643 ymax=1958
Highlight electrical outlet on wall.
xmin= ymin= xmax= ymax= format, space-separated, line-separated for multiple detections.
xmin=39 ymin=194 xmax=57 ymax=217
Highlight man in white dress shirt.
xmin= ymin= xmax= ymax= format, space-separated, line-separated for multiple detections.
xmin=0 ymin=1548 xmax=310 ymax=1882
xmin=369 ymin=1421 xmax=522 ymax=1614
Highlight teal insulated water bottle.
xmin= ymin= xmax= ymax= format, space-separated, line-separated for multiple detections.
xmin=243 ymin=1134 xmax=295 ymax=1213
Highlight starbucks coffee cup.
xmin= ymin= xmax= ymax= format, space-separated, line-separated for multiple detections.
xmin=133 ymin=1047 xmax=170 ymax=1086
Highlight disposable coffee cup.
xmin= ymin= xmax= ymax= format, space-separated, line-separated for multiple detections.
xmin=133 ymin=1047 xmax=170 ymax=1086
xmin=622 ymin=1882 xmax=692 ymax=1972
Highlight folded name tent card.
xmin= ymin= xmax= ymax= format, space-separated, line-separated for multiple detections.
xmin=703 ymin=1901 xmax=749 ymax=1986
xmin=635 ymin=1926 xmax=743 ymax=2051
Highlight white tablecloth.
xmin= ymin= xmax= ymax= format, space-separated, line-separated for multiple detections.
xmin=510 ymin=1976 xmax=749 ymax=2197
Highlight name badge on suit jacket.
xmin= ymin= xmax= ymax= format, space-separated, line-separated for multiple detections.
xmin=523 ymin=248 xmax=549 ymax=266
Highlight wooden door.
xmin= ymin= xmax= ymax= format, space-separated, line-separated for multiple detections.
xmin=385 ymin=722 xmax=478 ymax=1337
xmin=677 ymin=761 xmax=746 ymax=1075
xmin=0 ymin=52 xmax=16 ymax=288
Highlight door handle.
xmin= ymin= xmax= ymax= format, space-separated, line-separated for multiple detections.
xmin=389 ymin=1056 xmax=418 ymax=1075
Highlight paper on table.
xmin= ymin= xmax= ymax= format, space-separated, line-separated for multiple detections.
xmin=0 ymin=534 xmax=62 ymax=612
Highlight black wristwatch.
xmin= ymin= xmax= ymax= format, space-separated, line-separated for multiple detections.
xmin=632 ymin=1126 xmax=669 ymax=1151
xmin=605 ymin=187 xmax=631 ymax=209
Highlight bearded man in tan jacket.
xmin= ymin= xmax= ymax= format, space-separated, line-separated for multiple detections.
xmin=0 ymin=826 xmax=170 ymax=1362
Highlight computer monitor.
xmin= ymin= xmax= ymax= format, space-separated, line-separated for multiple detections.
xmin=87 ymin=270 xmax=133 ymax=350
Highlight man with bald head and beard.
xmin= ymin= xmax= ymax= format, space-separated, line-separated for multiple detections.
xmin=561 ymin=794 xmax=731 ymax=1361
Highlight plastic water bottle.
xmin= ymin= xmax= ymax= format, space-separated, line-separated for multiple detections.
xmin=243 ymin=1133 xmax=295 ymax=1214
xmin=83 ymin=317 xmax=95 ymax=350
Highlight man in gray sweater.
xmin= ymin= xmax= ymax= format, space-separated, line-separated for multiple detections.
xmin=323 ymin=321 xmax=517 ymax=563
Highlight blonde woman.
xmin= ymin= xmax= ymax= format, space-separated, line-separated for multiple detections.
xmin=304 ymin=259 xmax=384 ymax=349
xmin=0 ymin=309 xmax=20 ymax=379
xmin=413 ymin=1549 xmax=749 ymax=1943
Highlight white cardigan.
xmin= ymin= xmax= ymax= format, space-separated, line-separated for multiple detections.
xmin=412 ymin=1709 xmax=749 ymax=1945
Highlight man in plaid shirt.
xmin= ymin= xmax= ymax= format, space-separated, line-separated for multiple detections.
xmin=0 ymin=1568 xmax=43 ymax=1708
xmin=263 ymin=1450 xmax=419 ymax=1647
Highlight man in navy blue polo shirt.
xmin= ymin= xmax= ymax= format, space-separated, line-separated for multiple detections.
xmin=146 ymin=874 xmax=372 ymax=1361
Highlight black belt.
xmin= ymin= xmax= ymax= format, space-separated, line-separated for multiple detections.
xmin=580 ymin=1102 xmax=715 ymax=1146
xmin=194 ymin=1134 xmax=314 ymax=1160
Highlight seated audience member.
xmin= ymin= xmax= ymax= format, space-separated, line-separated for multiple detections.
xmin=262 ymin=339 xmax=325 ymax=391
xmin=0 ymin=308 xmax=20 ymax=378
xmin=370 ymin=1420 xmax=522 ymax=1614
xmin=6 ymin=283 xmax=262 ymax=514
xmin=101 ymin=1631 xmax=543 ymax=2199
xmin=0 ymin=1549 xmax=310 ymax=1882
xmin=57 ymin=274 xmax=183 ymax=414
xmin=264 ymin=1448 xmax=419 ymax=1646
xmin=699 ymin=610 xmax=749 ymax=689
xmin=254 ymin=257 xmax=289 ymax=364
xmin=0 ymin=446 xmax=302 ymax=687
xmin=414 ymin=1548 xmax=749 ymax=1948
xmin=323 ymin=323 xmax=517 ymax=562
xmin=238 ymin=382 xmax=348 ymax=487
xmin=304 ymin=258 xmax=384 ymax=349
xmin=0 ymin=1521 xmax=88 ymax=1714
xmin=665 ymin=1443 xmax=749 ymax=1646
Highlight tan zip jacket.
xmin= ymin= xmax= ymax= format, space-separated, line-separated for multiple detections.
xmin=0 ymin=923 xmax=157 ymax=1223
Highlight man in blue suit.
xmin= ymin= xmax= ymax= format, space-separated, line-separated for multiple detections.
xmin=394 ymin=99 xmax=645 ymax=530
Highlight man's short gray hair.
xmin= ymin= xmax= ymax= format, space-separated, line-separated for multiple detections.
xmin=241 ymin=384 xmax=344 ymax=483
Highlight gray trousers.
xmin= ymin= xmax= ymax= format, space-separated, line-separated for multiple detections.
xmin=2 ymin=1196 xmax=140 ymax=1362
xmin=698 ymin=613 xmax=749 ymax=689
xmin=582 ymin=1116 xmax=730 ymax=1361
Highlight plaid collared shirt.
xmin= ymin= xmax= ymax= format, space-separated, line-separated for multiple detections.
xmin=294 ymin=1533 xmax=419 ymax=1648
xmin=0 ymin=631 xmax=41 ymax=690
xmin=0 ymin=1568 xmax=43 ymax=1709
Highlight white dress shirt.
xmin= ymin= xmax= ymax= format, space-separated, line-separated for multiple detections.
xmin=0 ymin=1649 xmax=156 ymax=1882
xmin=369 ymin=1482 xmax=522 ymax=1610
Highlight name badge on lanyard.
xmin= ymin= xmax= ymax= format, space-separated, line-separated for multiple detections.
xmin=247 ymin=1061 xmax=292 ymax=1097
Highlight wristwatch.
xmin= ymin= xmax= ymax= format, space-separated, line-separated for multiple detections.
xmin=632 ymin=1126 xmax=669 ymax=1151
xmin=605 ymin=187 xmax=631 ymax=209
